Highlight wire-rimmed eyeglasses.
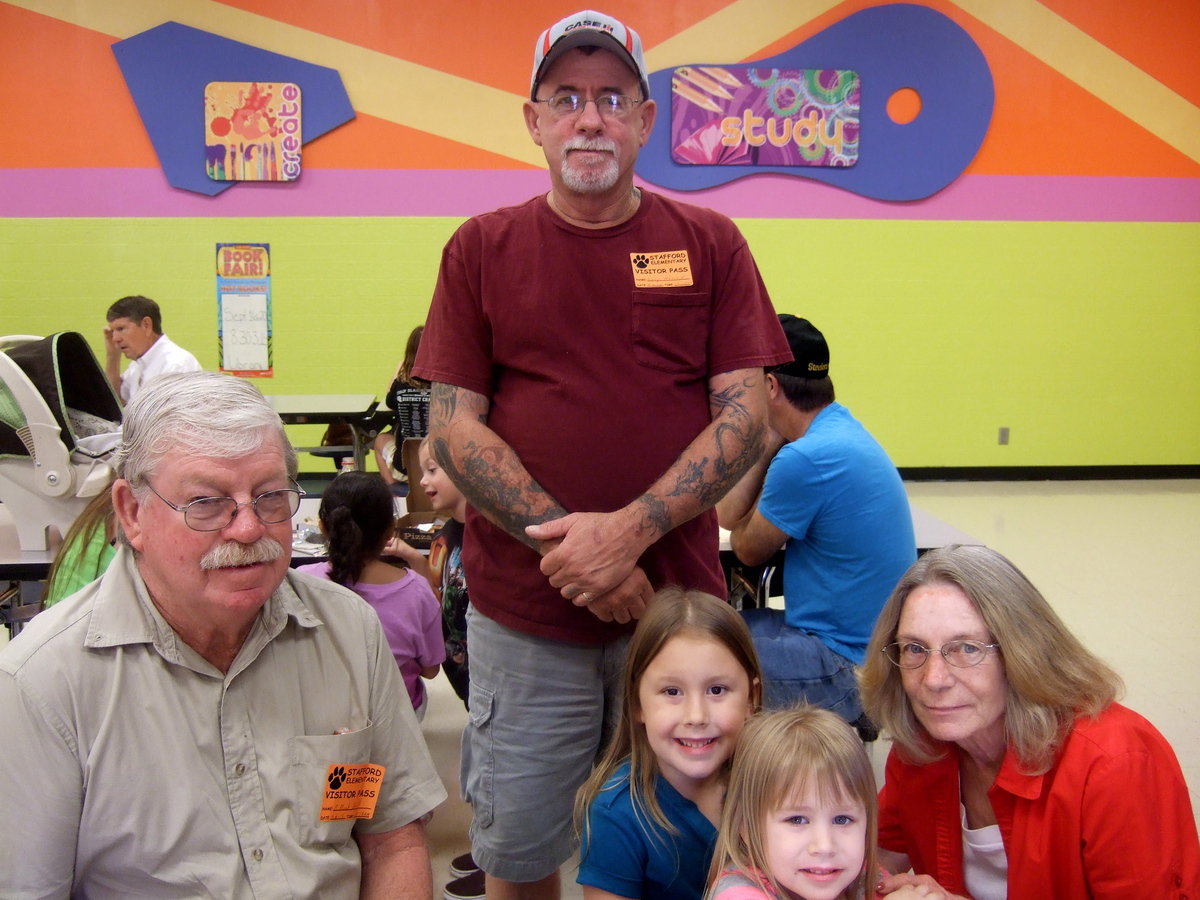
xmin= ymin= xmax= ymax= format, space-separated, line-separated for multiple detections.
xmin=534 ymin=92 xmax=644 ymax=119
xmin=143 ymin=480 xmax=305 ymax=532
xmin=882 ymin=640 xmax=1001 ymax=669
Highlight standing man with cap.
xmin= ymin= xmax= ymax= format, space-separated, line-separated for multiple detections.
xmin=717 ymin=315 xmax=916 ymax=735
xmin=104 ymin=294 xmax=202 ymax=404
xmin=414 ymin=10 xmax=790 ymax=900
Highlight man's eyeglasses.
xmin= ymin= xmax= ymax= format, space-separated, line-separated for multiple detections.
xmin=535 ymin=92 xmax=644 ymax=119
xmin=144 ymin=480 xmax=305 ymax=532
xmin=882 ymin=640 xmax=1001 ymax=669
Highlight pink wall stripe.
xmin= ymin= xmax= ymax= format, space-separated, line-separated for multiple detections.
xmin=1 ymin=169 xmax=1197 ymax=222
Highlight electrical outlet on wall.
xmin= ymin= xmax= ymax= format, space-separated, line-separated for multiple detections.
xmin=998 ymin=427 xmax=1010 ymax=445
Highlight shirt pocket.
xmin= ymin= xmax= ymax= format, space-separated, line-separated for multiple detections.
xmin=631 ymin=291 xmax=709 ymax=376
xmin=290 ymin=721 xmax=375 ymax=847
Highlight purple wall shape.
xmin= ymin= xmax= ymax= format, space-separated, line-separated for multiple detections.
xmin=112 ymin=21 xmax=355 ymax=196
xmin=636 ymin=3 xmax=994 ymax=202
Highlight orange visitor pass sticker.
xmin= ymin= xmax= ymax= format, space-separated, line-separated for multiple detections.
xmin=629 ymin=250 xmax=695 ymax=288
xmin=320 ymin=763 xmax=386 ymax=821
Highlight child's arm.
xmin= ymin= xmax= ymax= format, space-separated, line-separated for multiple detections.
xmin=416 ymin=580 xmax=447 ymax=682
xmin=383 ymin=537 xmax=433 ymax=584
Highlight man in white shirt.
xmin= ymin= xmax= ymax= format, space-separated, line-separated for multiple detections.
xmin=104 ymin=294 xmax=201 ymax=402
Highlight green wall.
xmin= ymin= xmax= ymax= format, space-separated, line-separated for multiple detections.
xmin=742 ymin=219 xmax=1200 ymax=466
xmin=2 ymin=216 xmax=1197 ymax=467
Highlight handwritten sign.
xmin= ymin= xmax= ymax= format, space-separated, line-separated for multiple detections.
xmin=217 ymin=242 xmax=272 ymax=376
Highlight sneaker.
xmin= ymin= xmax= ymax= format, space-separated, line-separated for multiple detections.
xmin=444 ymin=868 xmax=486 ymax=900
xmin=449 ymin=851 xmax=479 ymax=879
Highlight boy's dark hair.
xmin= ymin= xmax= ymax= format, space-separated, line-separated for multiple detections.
xmin=773 ymin=371 xmax=835 ymax=412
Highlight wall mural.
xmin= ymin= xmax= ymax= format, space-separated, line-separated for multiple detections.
xmin=640 ymin=4 xmax=994 ymax=201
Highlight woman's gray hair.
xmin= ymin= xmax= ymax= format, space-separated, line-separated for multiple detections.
xmin=115 ymin=371 xmax=298 ymax=486
xmin=859 ymin=544 xmax=1122 ymax=774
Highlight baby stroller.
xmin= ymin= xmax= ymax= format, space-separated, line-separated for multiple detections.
xmin=0 ymin=333 xmax=122 ymax=552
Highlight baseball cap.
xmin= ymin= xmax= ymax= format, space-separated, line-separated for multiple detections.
xmin=531 ymin=10 xmax=651 ymax=101
xmin=772 ymin=315 xmax=830 ymax=379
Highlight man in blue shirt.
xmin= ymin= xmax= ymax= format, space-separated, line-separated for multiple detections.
xmin=717 ymin=316 xmax=915 ymax=735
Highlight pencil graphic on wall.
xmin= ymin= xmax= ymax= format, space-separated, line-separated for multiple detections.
xmin=672 ymin=77 xmax=722 ymax=113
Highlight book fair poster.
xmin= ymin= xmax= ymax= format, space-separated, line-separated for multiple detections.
xmin=205 ymin=81 xmax=302 ymax=181
xmin=217 ymin=243 xmax=272 ymax=377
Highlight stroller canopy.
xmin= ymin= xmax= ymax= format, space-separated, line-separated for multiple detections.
xmin=0 ymin=332 xmax=122 ymax=459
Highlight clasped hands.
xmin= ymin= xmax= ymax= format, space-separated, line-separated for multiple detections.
xmin=877 ymin=874 xmax=967 ymax=899
xmin=525 ymin=509 xmax=655 ymax=625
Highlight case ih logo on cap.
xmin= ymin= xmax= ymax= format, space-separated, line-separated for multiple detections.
xmin=566 ymin=18 xmax=614 ymax=34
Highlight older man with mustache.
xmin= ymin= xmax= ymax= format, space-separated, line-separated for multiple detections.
xmin=414 ymin=11 xmax=791 ymax=900
xmin=0 ymin=371 xmax=446 ymax=899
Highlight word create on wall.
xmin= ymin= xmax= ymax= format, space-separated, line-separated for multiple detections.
xmin=217 ymin=243 xmax=273 ymax=377
xmin=205 ymin=82 xmax=302 ymax=182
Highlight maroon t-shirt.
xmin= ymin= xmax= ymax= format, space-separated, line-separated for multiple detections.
xmin=414 ymin=191 xmax=791 ymax=644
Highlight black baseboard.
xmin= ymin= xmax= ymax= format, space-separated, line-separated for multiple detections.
xmin=900 ymin=465 xmax=1200 ymax=482
xmin=301 ymin=466 xmax=1198 ymax=488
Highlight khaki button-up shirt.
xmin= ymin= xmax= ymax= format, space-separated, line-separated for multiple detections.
xmin=0 ymin=547 xmax=446 ymax=898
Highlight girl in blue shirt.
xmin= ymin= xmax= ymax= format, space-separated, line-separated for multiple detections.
xmin=576 ymin=588 xmax=763 ymax=900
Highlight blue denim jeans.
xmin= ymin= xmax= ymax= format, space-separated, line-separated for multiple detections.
xmin=740 ymin=607 xmax=864 ymax=723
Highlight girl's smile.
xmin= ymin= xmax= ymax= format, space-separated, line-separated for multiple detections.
xmin=635 ymin=633 xmax=755 ymax=802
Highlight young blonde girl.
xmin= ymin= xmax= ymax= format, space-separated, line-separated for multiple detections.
xmin=576 ymin=588 xmax=763 ymax=900
xmin=387 ymin=437 xmax=472 ymax=705
xmin=709 ymin=707 xmax=941 ymax=900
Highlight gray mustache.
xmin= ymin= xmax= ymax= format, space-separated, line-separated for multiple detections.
xmin=564 ymin=138 xmax=617 ymax=153
xmin=200 ymin=537 xmax=286 ymax=570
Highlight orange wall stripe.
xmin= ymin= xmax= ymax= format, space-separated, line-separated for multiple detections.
xmin=0 ymin=4 xmax=156 ymax=167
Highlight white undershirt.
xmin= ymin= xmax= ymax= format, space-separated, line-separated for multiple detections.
xmin=961 ymin=802 xmax=1008 ymax=900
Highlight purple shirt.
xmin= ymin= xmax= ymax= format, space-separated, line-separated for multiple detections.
xmin=295 ymin=564 xmax=445 ymax=710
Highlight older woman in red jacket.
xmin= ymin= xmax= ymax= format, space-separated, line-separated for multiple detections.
xmin=859 ymin=545 xmax=1198 ymax=899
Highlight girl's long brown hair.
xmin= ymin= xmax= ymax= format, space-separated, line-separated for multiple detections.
xmin=574 ymin=588 xmax=762 ymax=848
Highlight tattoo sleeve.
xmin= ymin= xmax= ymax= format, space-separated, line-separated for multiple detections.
xmin=427 ymin=382 xmax=567 ymax=547
xmin=631 ymin=368 xmax=767 ymax=537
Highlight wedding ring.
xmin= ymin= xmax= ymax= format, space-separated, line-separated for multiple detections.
xmin=581 ymin=592 xmax=595 ymax=603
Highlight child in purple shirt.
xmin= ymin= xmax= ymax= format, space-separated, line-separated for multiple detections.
xmin=296 ymin=471 xmax=444 ymax=717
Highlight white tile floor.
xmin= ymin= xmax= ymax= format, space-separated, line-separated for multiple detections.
xmin=420 ymin=478 xmax=1200 ymax=896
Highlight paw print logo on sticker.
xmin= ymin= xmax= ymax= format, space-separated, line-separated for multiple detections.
xmin=633 ymin=254 xmax=649 ymax=269
xmin=328 ymin=766 xmax=347 ymax=790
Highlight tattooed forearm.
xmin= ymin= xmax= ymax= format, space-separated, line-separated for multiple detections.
xmin=430 ymin=382 xmax=487 ymax=425
xmin=708 ymin=377 xmax=754 ymax=422
xmin=628 ymin=368 xmax=769 ymax=537
xmin=634 ymin=493 xmax=672 ymax=537
xmin=660 ymin=417 xmax=763 ymax=510
xmin=430 ymin=434 xmax=566 ymax=548
xmin=668 ymin=373 xmax=765 ymax=499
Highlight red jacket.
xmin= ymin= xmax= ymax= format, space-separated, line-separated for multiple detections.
xmin=877 ymin=703 xmax=1199 ymax=898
